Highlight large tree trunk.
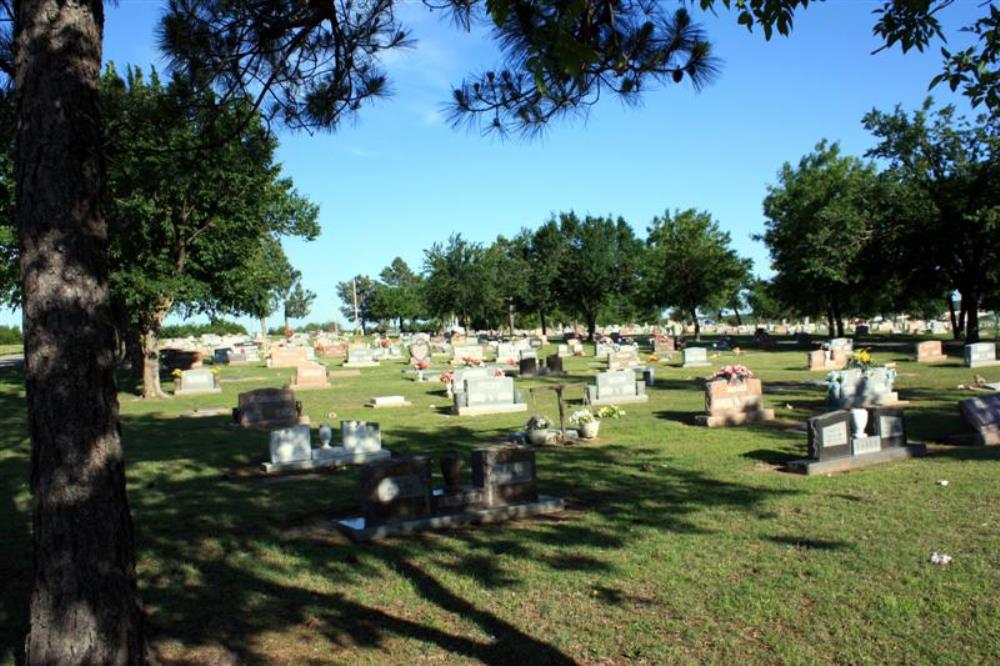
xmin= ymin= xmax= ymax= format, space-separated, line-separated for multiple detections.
xmin=16 ymin=0 xmax=149 ymax=662
xmin=586 ymin=313 xmax=597 ymax=341
xmin=691 ymin=308 xmax=701 ymax=341
xmin=539 ymin=310 xmax=547 ymax=335
xmin=947 ymin=294 xmax=961 ymax=340
xmin=140 ymin=328 xmax=168 ymax=400
xmin=958 ymin=299 xmax=967 ymax=340
xmin=831 ymin=294 xmax=845 ymax=337
xmin=963 ymin=287 xmax=980 ymax=343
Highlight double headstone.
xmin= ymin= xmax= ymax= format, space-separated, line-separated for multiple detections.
xmin=269 ymin=346 xmax=311 ymax=368
xmin=653 ymin=335 xmax=675 ymax=355
xmin=585 ymin=371 xmax=648 ymax=405
xmin=452 ymin=344 xmax=484 ymax=364
xmin=454 ymin=376 xmax=527 ymax=415
xmin=360 ymin=456 xmax=434 ymax=526
xmin=828 ymin=367 xmax=898 ymax=408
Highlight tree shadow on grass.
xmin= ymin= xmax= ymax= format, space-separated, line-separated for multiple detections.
xmin=0 ymin=372 xmax=803 ymax=664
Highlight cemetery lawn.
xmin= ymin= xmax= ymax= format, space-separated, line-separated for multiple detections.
xmin=2 ymin=339 xmax=999 ymax=664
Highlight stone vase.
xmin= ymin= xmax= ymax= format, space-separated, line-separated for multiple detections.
xmin=850 ymin=408 xmax=868 ymax=437
xmin=579 ymin=420 xmax=601 ymax=440
xmin=527 ymin=428 xmax=549 ymax=446
xmin=445 ymin=383 xmax=454 ymax=399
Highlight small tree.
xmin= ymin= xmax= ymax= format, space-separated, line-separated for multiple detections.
xmin=643 ymin=209 xmax=752 ymax=340
xmin=760 ymin=141 xmax=879 ymax=336
xmin=336 ymin=275 xmax=377 ymax=334
xmin=283 ymin=270 xmax=316 ymax=331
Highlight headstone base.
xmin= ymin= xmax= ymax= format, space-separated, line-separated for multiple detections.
xmin=173 ymin=387 xmax=222 ymax=397
xmin=261 ymin=447 xmax=390 ymax=474
xmin=695 ymin=408 xmax=775 ymax=428
xmin=334 ymin=495 xmax=564 ymax=542
xmin=916 ymin=354 xmax=948 ymax=363
xmin=682 ymin=361 xmax=710 ymax=368
xmin=967 ymin=359 xmax=1000 ymax=368
xmin=787 ymin=444 xmax=926 ymax=475
xmin=344 ymin=361 xmax=379 ymax=368
xmin=586 ymin=394 xmax=649 ymax=407
xmin=454 ymin=402 xmax=528 ymax=416
xmin=365 ymin=396 xmax=413 ymax=408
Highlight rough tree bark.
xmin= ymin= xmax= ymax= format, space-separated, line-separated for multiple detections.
xmin=16 ymin=0 xmax=149 ymax=663
xmin=139 ymin=306 xmax=171 ymax=400
xmin=947 ymin=295 xmax=960 ymax=340
xmin=690 ymin=308 xmax=701 ymax=341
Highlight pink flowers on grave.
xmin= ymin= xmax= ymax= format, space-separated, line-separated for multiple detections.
xmin=462 ymin=356 xmax=483 ymax=366
xmin=440 ymin=370 xmax=455 ymax=385
xmin=494 ymin=368 xmax=505 ymax=377
xmin=712 ymin=364 xmax=754 ymax=383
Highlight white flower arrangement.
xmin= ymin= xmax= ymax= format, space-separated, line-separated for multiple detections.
xmin=570 ymin=409 xmax=597 ymax=425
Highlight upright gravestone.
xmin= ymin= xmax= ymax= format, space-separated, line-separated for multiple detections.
xmin=959 ymin=395 xmax=1000 ymax=445
xmin=653 ymin=335 xmax=675 ymax=355
xmin=360 ymin=456 xmax=434 ymax=526
xmin=341 ymin=420 xmax=382 ymax=451
xmin=409 ymin=341 xmax=431 ymax=366
xmin=454 ymin=376 xmax=527 ymax=415
xmin=213 ymin=348 xmax=233 ymax=365
xmin=964 ymin=342 xmax=1000 ymax=368
xmin=608 ymin=350 xmax=639 ymax=371
xmin=237 ymin=388 xmax=303 ymax=428
xmin=586 ymin=371 xmax=648 ymax=405
xmin=806 ymin=410 xmax=852 ymax=461
xmin=519 ymin=356 xmax=538 ymax=377
xmin=868 ymin=406 xmax=907 ymax=448
xmin=269 ymin=346 xmax=311 ymax=368
xmin=495 ymin=343 xmax=518 ymax=364
xmin=546 ymin=354 xmax=564 ymax=375
xmin=289 ymin=362 xmax=329 ymax=390
xmin=682 ymin=347 xmax=709 ymax=368
xmin=345 ymin=347 xmax=379 ymax=368
xmin=268 ymin=425 xmax=313 ymax=469
xmin=452 ymin=344 xmax=484 ymax=364
xmin=173 ymin=368 xmax=220 ymax=396
xmin=915 ymin=340 xmax=947 ymax=363
xmin=696 ymin=378 xmax=774 ymax=427
xmin=594 ymin=343 xmax=615 ymax=360
xmin=472 ymin=445 xmax=538 ymax=507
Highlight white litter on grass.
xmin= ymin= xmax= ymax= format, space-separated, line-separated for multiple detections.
xmin=929 ymin=552 xmax=953 ymax=565
xmin=937 ymin=479 xmax=950 ymax=486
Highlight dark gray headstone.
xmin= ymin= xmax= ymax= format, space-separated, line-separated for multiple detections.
xmin=959 ymin=395 xmax=1000 ymax=445
xmin=360 ymin=456 xmax=433 ymax=526
xmin=546 ymin=354 xmax=564 ymax=374
xmin=807 ymin=410 xmax=851 ymax=461
xmin=472 ymin=445 xmax=538 ymax=507
xmin=519 ymin=357 xmax=538 ymax=377
xmin=868 ymin=406 xmax=907 ymax=448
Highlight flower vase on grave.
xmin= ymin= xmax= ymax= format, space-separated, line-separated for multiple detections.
xmin=850 ymin=408 xmax=868 ymax=437
xmin=579 ymin=420 xmax=600 ymax=439
xmin=527 ymin=428 xmax=549 ymax=446
xmin=446 ymin=383 xmax=454 ymax=399
xmin=318 ymin=424 xmax=333 ymax=449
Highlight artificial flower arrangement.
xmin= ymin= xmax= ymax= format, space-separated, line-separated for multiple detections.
xmin=848 ymin=348 xmax=873 ymax=371
xmin=440 ymin=370 xmax=455 ymax=385
xmin=569 ymin=409 xmax=597 ymax=425
xmin=596 ymin=405 xmax=625 ymax=419
xmin=380 ymin=338 xmax=391 ymax=348
xmin=171 ymin=368 xmax=183 ymax=378
xmin=648 ymin=354 xmax=660 ymax=363
xmin=711 ymin=364 xmax=754 ymax=383
xmin=414 ymin=359 xmax=430 ymax=370
xmin=493 ymin=368 xmax=506 ymax=377
xmin=461 ymin=356 xmax=484 ymax=366
xmin=525 ymin=415 xmax=552 ymax=430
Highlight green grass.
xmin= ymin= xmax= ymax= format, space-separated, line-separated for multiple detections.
xmin=2 ymin=337 xmax=999 ymax=664
xmin=0 ymin=344 xmax=21 ymax=356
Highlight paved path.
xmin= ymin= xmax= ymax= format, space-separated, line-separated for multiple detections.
xmin=0 ymin=354 xmax=24 ymax=369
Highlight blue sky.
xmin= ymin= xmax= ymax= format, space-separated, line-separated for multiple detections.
xmin=0 ymin=1 xmax=983 ymax=328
